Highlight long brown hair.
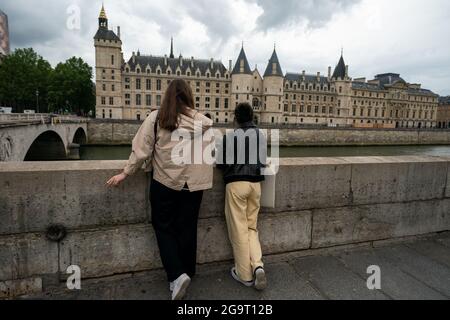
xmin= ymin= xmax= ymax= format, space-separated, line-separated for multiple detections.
xmin=159 ymin=79 xmax=195 ymax=132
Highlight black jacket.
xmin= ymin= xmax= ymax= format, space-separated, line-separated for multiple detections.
xmin=217 ymin=121 xmax=268 ymax=185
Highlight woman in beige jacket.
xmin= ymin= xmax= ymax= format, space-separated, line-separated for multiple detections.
xmin=107 ymin=79 xmax=213 ymax=300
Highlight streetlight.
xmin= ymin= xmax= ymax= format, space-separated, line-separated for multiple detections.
xmin=35 ymin=89 xmax=39 ymax=114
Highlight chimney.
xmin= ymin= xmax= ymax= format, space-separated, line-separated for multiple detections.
xmin=317 ymin=72 xmax=320 ymax=81
xmin=179 ymin=55 xmax=183 ymax=67
xmin=210 ymin=58 xmax=214 ymax=70
xmin=191 ymin=56 xmax=194 ymax=68
xmin=345 ymin=65 xmax=349 ymax=78
xmin=302 ymin=70 xmax=306 ymax=81
xmin=117 ymin=26 xmax=121 ymax=39
xmin=164 ymin=54 xmax=168 ymax=66
xmin=132 ymin=51 xmax=136 ymax=64
xmin=328 ymin=66 xmax=331 ymax=79
xmin=229 ymin=60 xmax=232 ymax=71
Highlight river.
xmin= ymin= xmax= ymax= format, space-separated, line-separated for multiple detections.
xmin=80 ymin=145 xmax=450 ymax=160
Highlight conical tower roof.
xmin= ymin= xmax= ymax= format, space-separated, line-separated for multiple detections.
xmin=232 ymin=46 xmax=252 ymax=75
xmin=332 ymin=54 xmax=346 ymax=79
xmin=263 ymin=48 xmax=283 ymax=77
xmin=99 ymin=4 xmax=107 ymax=19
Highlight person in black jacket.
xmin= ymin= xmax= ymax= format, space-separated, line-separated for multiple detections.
xmin=217 ymin=102 xmax=268 ymax=290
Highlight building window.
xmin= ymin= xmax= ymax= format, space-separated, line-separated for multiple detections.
xmin=102 ymin=109 xmax=105 ymax=118
xmin=111 ymin=55 xmax=114 ymax=66
xmin=224 ymin=98 xmax=229 ymax=109
xmin=102 ymin=84 xmax=106 ymax=91
xmin=125 ymin=78 xmax=130 ymax=89
xmin=109 ymin=97 xmax=114 ymax=105
xmin=125 ymin=94 xmax=131 ymax=105
xmin=137 ymin=114 xmax=141 ymax=121
xmin=136 ymin=94 xmax=141 ymax=106
xmin=136 ymin=79 xmax=141 ymax=90
xmin=215 ymin=98 xmax=220 ymax=109
xmin=101 ymin=97 xmax=106 ymax=105
xmin=146 ymin=79 xmax=151 ymax=90
xmin=156 ymin=95 xmax=161 ymax=106
xmin=157 ymin=80 xmax=162 ymax=91
xmin=146 ymin=94 xmax=152 ymax=106
xmin=111 ymin=84 xmax=115 ymax=92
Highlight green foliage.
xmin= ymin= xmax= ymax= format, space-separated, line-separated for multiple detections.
xmin=0 ymin=48 xmax=95 ymax=115
xmin=0 ymin=48 xmax=51 ymax=112
xmin=48 ymin=57 xmax=95 ymax=115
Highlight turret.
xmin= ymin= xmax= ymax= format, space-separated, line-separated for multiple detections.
xmin=262 ymin=47 xmax=284 ymax=124
xmin=94 ymin=4 xmax=123 ymax=120
xmin=231 ymin=45 xmax=253 ymax=109
xmin=331 ymin=50 xmax=352 ymax=126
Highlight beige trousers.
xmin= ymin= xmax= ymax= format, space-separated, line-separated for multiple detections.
xmin=224 ymin=181 xmax=264 ymax=282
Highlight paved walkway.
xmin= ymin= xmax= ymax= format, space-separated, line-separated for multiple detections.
xmin=31 ymin=232 xmax=450 ymax=300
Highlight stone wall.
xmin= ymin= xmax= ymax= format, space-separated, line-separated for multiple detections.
xmin=87 ymin=120 xmax=450 ymax=146
xmin=1 ymin=156 xmax=450 ymax=297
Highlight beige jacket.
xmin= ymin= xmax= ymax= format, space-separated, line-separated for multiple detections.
xmin=123 ymin=109 xmax=214 ymax=192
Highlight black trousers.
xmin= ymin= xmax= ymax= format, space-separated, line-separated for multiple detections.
xmin=150 ymin=179 xmax=204 ymax=282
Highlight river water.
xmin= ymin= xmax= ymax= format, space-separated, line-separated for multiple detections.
xmin=80 ymin=145 xmax=450 ymax=160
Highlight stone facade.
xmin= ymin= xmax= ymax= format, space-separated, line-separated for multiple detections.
xmin=437 ymin=96 xmax=450 ymax=129
xmin=94 ymin=6 xmax=439 ymax=128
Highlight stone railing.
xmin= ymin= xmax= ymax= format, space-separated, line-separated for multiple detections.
xmin=1 ymin=156 xmax=450 ymax=297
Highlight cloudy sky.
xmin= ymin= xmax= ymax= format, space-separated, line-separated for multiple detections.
xmin=2 ymin=0 xmax=450 ymax=95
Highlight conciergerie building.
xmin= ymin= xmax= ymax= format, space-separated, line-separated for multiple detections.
xmin=94 ymin=5 xmax=439 ymax=128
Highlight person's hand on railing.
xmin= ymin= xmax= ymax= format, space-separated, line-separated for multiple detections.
xmin=106 ymin=172 xmax=128 ymax=187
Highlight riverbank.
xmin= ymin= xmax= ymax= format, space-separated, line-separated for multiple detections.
xmin=87 ymin=120 xmax=450 ymax=147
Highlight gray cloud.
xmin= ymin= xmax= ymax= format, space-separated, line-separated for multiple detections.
xmin=0 ymin=0 xmax=449 ymax=96
xmin=247 ymin=0 xmax=362 ymax=30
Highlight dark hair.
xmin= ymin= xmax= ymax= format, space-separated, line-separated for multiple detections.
xmin=234 ymin=102 xmax=254 ymax=124
xmin=159 ymin=79 xmax=195 ymax=132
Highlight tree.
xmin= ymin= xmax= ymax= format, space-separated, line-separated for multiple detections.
xmin=48 ymin=57 xmax=95 ymax=115
xmin=0 ymin=48 xmax=52 ymax=112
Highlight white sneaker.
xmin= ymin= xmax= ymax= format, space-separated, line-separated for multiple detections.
xmin=231 ymin=267 xmax=254 ymax=287
xmin=254 ymin=268 xmax=267 ymax=291
xmin=171 ymin=274 xmax=191 ymax=300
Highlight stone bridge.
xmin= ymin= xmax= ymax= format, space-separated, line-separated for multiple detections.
xmin=0 ymin=114 xmax=88 ymax=161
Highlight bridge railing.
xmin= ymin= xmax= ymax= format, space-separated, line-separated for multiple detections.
xmin=0 ymin=113 xmax=90 ymax=126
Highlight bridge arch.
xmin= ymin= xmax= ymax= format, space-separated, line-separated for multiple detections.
xmin=24 ymin=130 xmax=67 ymax=161
xmin=73 ymin=127 xmax=87 ymax=145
